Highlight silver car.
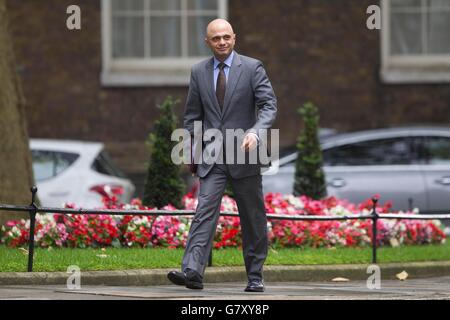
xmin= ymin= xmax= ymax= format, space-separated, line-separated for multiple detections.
xmin=263 ymin=126 xmax=450 ymax=214
xmin=30 ymin=139 xmax=136 ymax=208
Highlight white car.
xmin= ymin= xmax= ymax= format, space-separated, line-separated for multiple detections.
xmin=30 ymin=139 xmax=136 ymax=208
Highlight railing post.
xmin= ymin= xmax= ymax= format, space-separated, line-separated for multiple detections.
xmin=27 ymin=186 xmax=38 ymax=272
xmin=371 ymin=197 xmax=379 ymax=265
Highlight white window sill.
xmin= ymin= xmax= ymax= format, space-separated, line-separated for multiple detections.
xmin=101 ymin=69 xmax=191 ymax=87
xmin=381 ymin=67 xmax=450 ymax=84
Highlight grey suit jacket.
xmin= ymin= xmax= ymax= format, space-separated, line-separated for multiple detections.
xmin=183 ymin=52 xmax=277 ymax=179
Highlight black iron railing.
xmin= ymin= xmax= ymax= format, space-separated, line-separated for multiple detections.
xmin=1 ymin=186 xmax=449 ymax=272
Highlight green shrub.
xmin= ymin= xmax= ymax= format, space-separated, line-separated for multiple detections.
xmin=143 ymin=97 xmax=185 ymax=208
xmin=294 ymin=102 xmax=327 ymax=199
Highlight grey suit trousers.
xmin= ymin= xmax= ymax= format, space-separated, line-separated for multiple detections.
xmin=181 ymin=164 xmax=268 ymax=281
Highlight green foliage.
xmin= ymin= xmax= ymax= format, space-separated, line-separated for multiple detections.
xmin=2 ymin=242 xmax=449 ymax=272
xmin=143 ymin=97 xmax=185 ymax=208
xmin=223 ymin=181 xmax=234 ymax=198
xmin=293 ymin=102 xmax=327 ymax=199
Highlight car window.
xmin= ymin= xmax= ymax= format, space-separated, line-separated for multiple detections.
xmin=323 ymin=137 xmax=419 ymax=166
xmin=91 ymin=150 xmax=126 ymax=178
xmin=31 ymin=150 xmax=79 ymax=181
xmin=54 ymin=151 xmax=79 ymax=174
xmin=424 ymin=136 xmax=450 ymax=164
xmin=32 ymin=151 xmax=54 ymax=181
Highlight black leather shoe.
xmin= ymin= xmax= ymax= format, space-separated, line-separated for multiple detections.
xmin=185 ymin=269 xmax=204 ymax=290
xmin=245 ymin=280 xmax=265 ymax=292
xmin=167 ymin=271 xmax=186 ymax=286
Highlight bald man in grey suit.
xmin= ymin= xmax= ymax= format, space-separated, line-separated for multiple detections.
xmin=168 ymin=19 xmax=277 ymax=292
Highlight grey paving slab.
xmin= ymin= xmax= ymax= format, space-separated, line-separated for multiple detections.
xmin=1 ymin=276 xmax=449 ymax=300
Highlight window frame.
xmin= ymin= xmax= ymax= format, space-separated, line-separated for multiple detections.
xmin=381 ymin=0 xmax=450 ymax=84
xmin=101 ymin=0 xmax=228 ymax=86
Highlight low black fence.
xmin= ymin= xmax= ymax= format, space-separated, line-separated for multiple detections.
xmin=1 ymin=186 xmax=450 ymax=272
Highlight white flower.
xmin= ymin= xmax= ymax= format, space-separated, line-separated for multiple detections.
xmin=432 ymin=220 xmax=441 ymax=227
xmin=329 ymin=205 xmax=352 ymax=216
xmin=285 ymin=195 xmax=304 ymax=209
xmin=389 ymin=238 xmax=400 ymax=247
xmin=132 ymin=217 xmax=142 ymax=225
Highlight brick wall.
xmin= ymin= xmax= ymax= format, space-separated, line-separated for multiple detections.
xmin=8 ymin=0 xmax=450 ymax=197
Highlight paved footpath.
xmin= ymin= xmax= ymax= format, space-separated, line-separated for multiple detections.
xmin=1 ymin=276 xmax=450 ymax=300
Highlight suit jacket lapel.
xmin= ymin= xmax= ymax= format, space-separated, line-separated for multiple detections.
xmin=222 ymin=53 xmax=243 ymax=118
xmin=204 ymin=58 xmax=222 ymax=119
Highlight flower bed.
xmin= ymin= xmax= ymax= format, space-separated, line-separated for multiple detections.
xmin=0 ymin=193 xmax=446 ymax=249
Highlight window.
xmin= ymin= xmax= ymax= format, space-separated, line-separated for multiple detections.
xmin=31 ymin=151 xmax=79 ymax=182
xmin=101 ymin=0 xmax=228 ymax=86
xmin=92 ymin=150 xmax=127 ymax=178
xmin=424 ymin=136 xmax=450 ymax=164
xmin=381 ymin=0 xmax=450 ymax=83
xmin=323 ymin=138 xmax=420 ymax=166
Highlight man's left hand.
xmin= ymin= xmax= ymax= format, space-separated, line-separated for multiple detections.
xmin=241 ymin=133 xmax=258 ymax=152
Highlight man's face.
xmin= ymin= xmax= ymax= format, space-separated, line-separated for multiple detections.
xmin=205 ymin=22 xmax=236 ymax=61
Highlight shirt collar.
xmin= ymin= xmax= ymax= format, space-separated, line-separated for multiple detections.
xmin=214 ymin=51 xmax=235 ymax=70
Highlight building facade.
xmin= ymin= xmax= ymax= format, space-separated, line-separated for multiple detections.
xmin=8 ymin=0 xmax=450 ymax=196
